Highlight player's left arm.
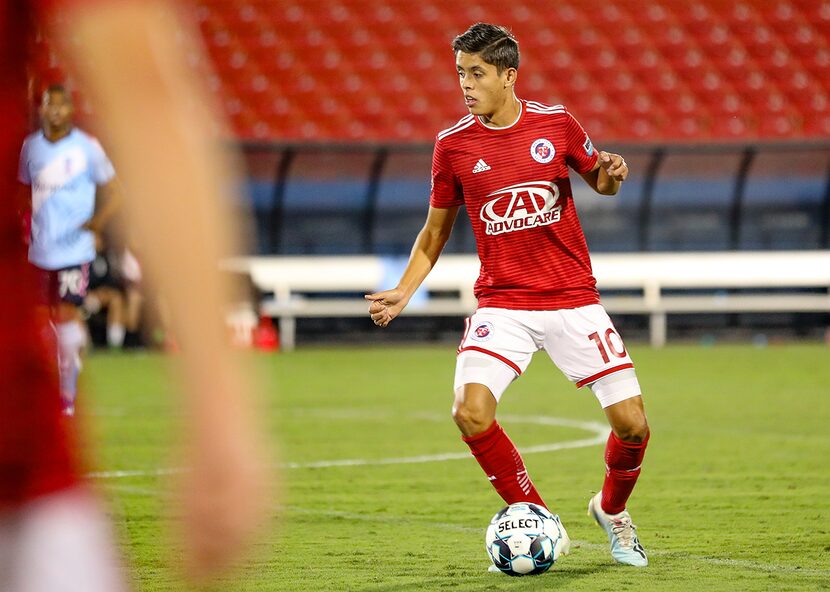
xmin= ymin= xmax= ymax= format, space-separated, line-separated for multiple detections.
xmin=85 ymin=178 xmax=122 ymax=234
xmin=580 ymin=151 xmax=629 ymax=196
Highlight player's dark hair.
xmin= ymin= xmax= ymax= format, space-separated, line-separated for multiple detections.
xmin=44 ymin=83 xmax=71 ymax=101
xmin=452 ymin=23 xmax=519 ymax=73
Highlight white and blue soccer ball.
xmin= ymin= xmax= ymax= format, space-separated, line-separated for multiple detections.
xmin=485 ymin=502 xmax=568 ymax=576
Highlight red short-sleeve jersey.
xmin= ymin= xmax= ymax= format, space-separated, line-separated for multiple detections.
xmin=431 ymin=100 xmax=600 ymax=310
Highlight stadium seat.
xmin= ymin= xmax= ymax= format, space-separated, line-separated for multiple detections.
xmin=191 ymin=0 xmax=830 ymax=142
xmin=802 ymin=113 xmax=830 ymax=137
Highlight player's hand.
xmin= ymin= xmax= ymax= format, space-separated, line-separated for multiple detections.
xmin=597 ymin=151 xmax=629 ymax=182
xmin=365 ymin=288 xmax=407 ymax=328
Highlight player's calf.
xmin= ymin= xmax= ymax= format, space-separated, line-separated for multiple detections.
xmin=462 ymin=420 xmax=547 ymax=509
xmin=55 ymin=319 xmax=86 ymax=414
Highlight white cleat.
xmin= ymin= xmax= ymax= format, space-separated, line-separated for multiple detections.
xmin=587 ymin=492 xmax=648 ymax=567
xmin=554 ymin=514 xmax=571 ymax=559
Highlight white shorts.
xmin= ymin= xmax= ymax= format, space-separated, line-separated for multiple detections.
xmin=454 ymin=305 xmax=641 ymax=408
xmin=0 ymin=487 xmax=127 ymax=592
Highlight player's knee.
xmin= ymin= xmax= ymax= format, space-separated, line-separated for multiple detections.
xmin=615 ymin=418 xmax=650 ymax=443
xmin=451 ymin=399 xmax=493 ymax=437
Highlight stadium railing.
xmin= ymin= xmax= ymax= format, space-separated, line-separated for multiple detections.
xmin=223 ymin=251 xmax=830 ymax=351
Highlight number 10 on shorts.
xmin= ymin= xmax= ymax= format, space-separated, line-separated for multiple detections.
xmin=588 ymin=329 xmax=627 ymax=364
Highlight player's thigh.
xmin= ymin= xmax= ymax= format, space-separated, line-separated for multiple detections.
xmin=544 ymin=304 xmax=642 ymax=408
xmin=603 ymin=395 xmax=648 ymax=441
xmin=454 ymin=308 xmax=540 ymax=402
xmin=31 ymin=266 xmax=58 ymax=308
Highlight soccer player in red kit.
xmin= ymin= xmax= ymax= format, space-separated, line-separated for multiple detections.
xmin=367 ymin=23 xmax=650 ymax=567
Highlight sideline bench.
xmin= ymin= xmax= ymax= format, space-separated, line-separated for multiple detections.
xmin=222 ymin=252 xmax=830 ymax=351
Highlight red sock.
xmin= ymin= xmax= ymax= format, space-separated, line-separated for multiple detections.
xmin=462 ymin=421 xmax=547 ymax=508
xmin=601 ymin=430 xmax=650 ymax=514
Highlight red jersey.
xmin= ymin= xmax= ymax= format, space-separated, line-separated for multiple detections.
xmin=0 ymin=1 xmax=79 ymax=509
xmin=430 ymin=100 xmax=600 ymax=310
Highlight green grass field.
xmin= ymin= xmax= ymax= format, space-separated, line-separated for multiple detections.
xmin=81 ymin=344 xmax=830 ymax=591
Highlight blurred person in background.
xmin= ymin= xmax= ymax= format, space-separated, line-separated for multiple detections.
xmin=18 ymin=83 xmax=121 ymax=416
xmin=83 ymin=233 xmax=144 ymax=350
xmin=0 ymin=1 xmax=272 ymax=590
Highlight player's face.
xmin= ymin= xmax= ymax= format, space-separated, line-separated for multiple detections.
xmin=40 ymin=91 xmax=74 ymax=134
xmin=455 ymin=52 xmax=515 ymax=119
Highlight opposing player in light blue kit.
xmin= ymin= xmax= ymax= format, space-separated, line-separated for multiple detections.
xmin=18 ymin=84 xmax=120 ymax=415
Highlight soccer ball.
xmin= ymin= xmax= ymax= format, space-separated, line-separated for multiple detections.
xmin=485 ymin=502 xmax=568 ymax=576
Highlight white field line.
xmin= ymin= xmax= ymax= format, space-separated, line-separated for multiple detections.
xmin=88 ymin=413 xmax=608 ymax=478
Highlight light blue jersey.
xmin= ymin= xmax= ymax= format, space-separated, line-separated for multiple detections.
xmin=18 ymin=128 xmax=115 ymax=270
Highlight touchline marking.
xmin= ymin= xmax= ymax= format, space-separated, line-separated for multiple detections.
xmin=89 ymin=467 xmax=183 ymax=479
xmin=88 ymin=414 xmax=607 ymax=478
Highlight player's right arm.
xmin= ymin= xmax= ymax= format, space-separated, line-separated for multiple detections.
xmin=17 ymin=141 xmax=32 ymax=242
xmin=365 ymin=205 xmax=459 ymax=327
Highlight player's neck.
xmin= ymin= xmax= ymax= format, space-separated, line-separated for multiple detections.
xmin=43 ymin=126 xmax=72 ymax=143
xmin=479 ymin=95 xmax=521 ymax=128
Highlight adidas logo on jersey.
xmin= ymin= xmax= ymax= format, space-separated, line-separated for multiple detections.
xmin=472 ymin=159 xmax=491 ymax=174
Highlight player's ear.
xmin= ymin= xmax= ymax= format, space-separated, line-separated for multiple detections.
xmin=503 ymin=67 xmax=518 ymax=89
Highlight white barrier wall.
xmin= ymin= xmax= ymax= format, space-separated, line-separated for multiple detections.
xmin=223 ymin=252 xmax=830 ymax=350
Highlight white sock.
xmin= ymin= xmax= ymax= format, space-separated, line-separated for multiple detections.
xmin=56 ymin=321 xmax=86 ymax=406
xmin=107 ymin=324 xmax=126 ymax=348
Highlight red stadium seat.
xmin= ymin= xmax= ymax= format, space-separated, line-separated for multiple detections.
xmin=194 ymin=0 xmax=830 ymax=142
xmin=758 ymin=112 xmax=802 ymax=138
xmin=802 ymin=113 xmax=830 ymax=136
xmin=710 ymin=114 xmax=758 ymax=139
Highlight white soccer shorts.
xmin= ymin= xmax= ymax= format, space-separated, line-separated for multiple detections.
xmin=454 ymin=305 xmax=641 ymax=408
xmin=0 ymin=487 xmax=127 ymax=592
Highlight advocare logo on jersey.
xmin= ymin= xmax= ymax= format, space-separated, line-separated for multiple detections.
xmin=479 ymin=181 xmax=562 ymax=236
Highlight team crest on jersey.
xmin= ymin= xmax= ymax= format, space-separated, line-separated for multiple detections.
xmin=530 ymin=138 xmax=555 ymax=164
xmin=479 ymin=180 xmax=562 ymax=236
xmin=471 ymin=321 xmax=494 ymax=342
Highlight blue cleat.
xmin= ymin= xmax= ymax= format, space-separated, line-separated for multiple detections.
xmin=588 ymin=492 xmax=648 ymax=567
